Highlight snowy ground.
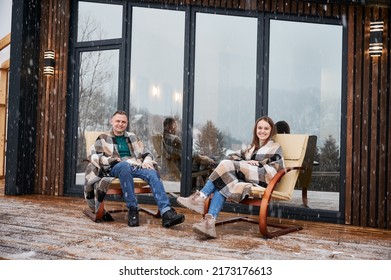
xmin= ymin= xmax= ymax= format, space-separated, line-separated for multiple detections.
xmin=0 ymin=193 xmax=389 ymax=260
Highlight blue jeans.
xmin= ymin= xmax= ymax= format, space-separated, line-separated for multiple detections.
xmin=109 ymin=161 xmax=171 ymax=215
xmin=200 ymin=180 xmax=226 ymax=219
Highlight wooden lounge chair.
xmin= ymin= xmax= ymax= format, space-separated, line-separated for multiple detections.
xmin=83 ymin=131 xmax=160 ymax=222
xmin=205 ymin=134 xmax=317 ymax=238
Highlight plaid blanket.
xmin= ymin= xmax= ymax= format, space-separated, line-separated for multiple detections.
xmin=83 ymin=129 xmax=155 ymax=213
xmin=209 ymin=140 xmax=284 ymax=203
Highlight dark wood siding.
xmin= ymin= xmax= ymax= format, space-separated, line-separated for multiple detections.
xmin=36 ymin=0 xmax=70 ymax=195
xmin=34 ymin=0 xmax=391 ymax=229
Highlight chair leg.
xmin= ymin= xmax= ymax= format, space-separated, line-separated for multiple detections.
xmin=261 ymin=222 xmax=303 ymax=238
xmin=258 ymin=197 xmax=303 ymax=238
xmin=204 ymin=196 xmax=303 ymax=238
xmin=84 ymin=205 xmax=160 ymax=221
xmin=83 ymin=208 xmax=98 ymax=222
xmin=82 ymin=200 xmax=106 ymax=222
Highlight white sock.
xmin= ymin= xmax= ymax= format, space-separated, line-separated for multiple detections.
xmin=199 ymin=191 xmax=207 ymax=199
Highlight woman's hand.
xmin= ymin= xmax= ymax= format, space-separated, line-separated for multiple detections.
xmin=247 ymin=160 xmax=260 ymax=166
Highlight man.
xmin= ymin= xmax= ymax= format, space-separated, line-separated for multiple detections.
xmin=84 ymin=110 xmax=185 ymax=228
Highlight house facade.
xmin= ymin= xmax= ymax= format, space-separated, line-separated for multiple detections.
xmin=5 ymin=0 xmax=391 ymax=230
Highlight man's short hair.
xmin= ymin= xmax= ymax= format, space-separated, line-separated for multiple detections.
xmin=112 ymin=110 xmax=128 ymax=118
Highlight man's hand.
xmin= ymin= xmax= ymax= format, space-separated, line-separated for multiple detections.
xmin=109 ymin=157 xmax=121 ymax=167
xmin=141 ymin=161 xmax=154 ymax=169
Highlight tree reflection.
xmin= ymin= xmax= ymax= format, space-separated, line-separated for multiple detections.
xmin=76 ymin=16 xmax=117 ymax=173
xmin=312 ymin=135 xmax=340 ymax=192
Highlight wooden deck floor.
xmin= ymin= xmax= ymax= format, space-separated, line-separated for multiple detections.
xmin=0 ymin=184 xmax=390 ymax=260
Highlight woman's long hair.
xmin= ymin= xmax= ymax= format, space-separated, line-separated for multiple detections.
xmin=249 ymin=116 xmax=276 ymax=151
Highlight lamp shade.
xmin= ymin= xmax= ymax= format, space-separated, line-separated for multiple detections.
xmin=369 ymin=21 xmax=383 ymax=57
xmin=43 ymin=50 xmax=55 ymax=76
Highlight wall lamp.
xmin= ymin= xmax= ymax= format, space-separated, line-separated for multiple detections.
xmin=369 ymin=21 xmax=384 ymax=57
xmin=43 ymin=50 xmax=55 ymax=76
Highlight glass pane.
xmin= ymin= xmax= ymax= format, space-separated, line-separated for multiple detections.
xmin=75 ymin=49 xmax=119 ymax=184
xmin=193 ymin=13 xmax=258 ymax=191
xmin=77 ymin=1 xmax=123 ymax=42
xmin=130 ymin=7 xmax=185 ymax=192
xmin=268 ymin=20 xmax=343 ymax=211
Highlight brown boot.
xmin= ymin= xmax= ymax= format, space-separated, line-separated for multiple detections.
xmin=177 ymin=191 xmax=205 ymax=215
xmin=192 ymin=214 xmax=216 ymax=238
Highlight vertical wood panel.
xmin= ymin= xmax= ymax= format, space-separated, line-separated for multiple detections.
xmin=297 ymin=1 xmax=304 ymax=15
xmin=264 ymin=0 xmax=271 ymax=13
xmin=285 ymin=0 xmax=291 ymax=14
xmin=291 ymin=0 xmax=297 ymax=15
xmin=317 ymin=2 xmax=324 ymax=17
xmin=369 ymin=8 xmax=379 ymax=227
xmin=250 ymin=0 xmax=256 ymax=10
xmin=0 ymin=66 xmax=8 ymax=179
xmin=310 ymin=1 xmax=317 ymax=16
xmin=387 ymin=11 xmax=391 ymax=229
xmin=353 ymin=6 xmax=362 ymax=225
xmin=60 ymin=0 xmax=70 ymax=195
xmin=377 ymin=8 xmax=387 ymax=228
xmin=303 ymin=1 xmax=311 ymax=15
xmin=370 ymin=58 xmax=379 ymax=227
xmin=360 ymin=7 xmax=370 ymax=227
xmin=48 ymin=0 xmax=58 ymax=195
xmin=345 ymin=4 xmax=355 ymax=225
xmin=333 ymin=2 xmax=340 ymax=17
xmin=36 ymin=0 xmax=49 ymax=194
xmin=277 ymin=0 xmax=284 ymax=13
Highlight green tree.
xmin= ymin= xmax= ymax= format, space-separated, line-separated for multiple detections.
xmin=319 ymin=135 xmax=340 ymax=171
xmin=312 ymin=135 xmax=340 ymax=192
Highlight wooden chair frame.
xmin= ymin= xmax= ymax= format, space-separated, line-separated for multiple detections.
xmin=204 ymin=134 xmax=317 ymax=238
xmin=83 ymin=131 xmax=160 ymax=222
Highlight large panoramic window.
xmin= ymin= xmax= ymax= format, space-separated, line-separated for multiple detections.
xmin=129 ymin=7 xmax=185 ymax=192
xmin=268 ymin=19 xmax=343 ymax=211
xmin=75 ymin=49 xmax=120 ymax=184
xmin=70 ymin=2 xmax=345 ymax=221
xmin=193 ymin=13 xmax=258 ymax=192
xmin=77 ymin=1 xmax=123 ymax=41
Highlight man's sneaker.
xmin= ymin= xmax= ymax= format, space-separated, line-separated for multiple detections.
xmin=162 ymin=208 xmax=185 ymax=228
xmin=128 ymin=207 xmax=139 ymax=227
xmin=176 ymin=191 xmax=205 ymax=215
xmin=192 ymin=214 xmax=217 ymax=239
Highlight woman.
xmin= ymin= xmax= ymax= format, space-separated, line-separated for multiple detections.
xmin=177 ymin=116 xmax=284 ymax=238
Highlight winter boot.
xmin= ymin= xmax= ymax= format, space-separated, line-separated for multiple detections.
xmin=162 ymin=208 xmax=185 ymax=228
xmin=176 ymin=191 xmax=206 ymax=215
xmin=128 ymin=207 xmax=139 ymax=227
xmin=192 ymin=214 xmax=216 ymax=238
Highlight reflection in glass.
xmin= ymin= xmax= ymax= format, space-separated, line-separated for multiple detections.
xmin=130 ymin=7 xmax=185 ymax=191
xmin=77 ymin=1 xmax=123 ymax=41
xmin=193 ymin=13 xmax=257 ymax=177
xmin=75 ymin=50 xmax=119 ymax=183
xmin=268 ymin=20 xmax=343 ymax=211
